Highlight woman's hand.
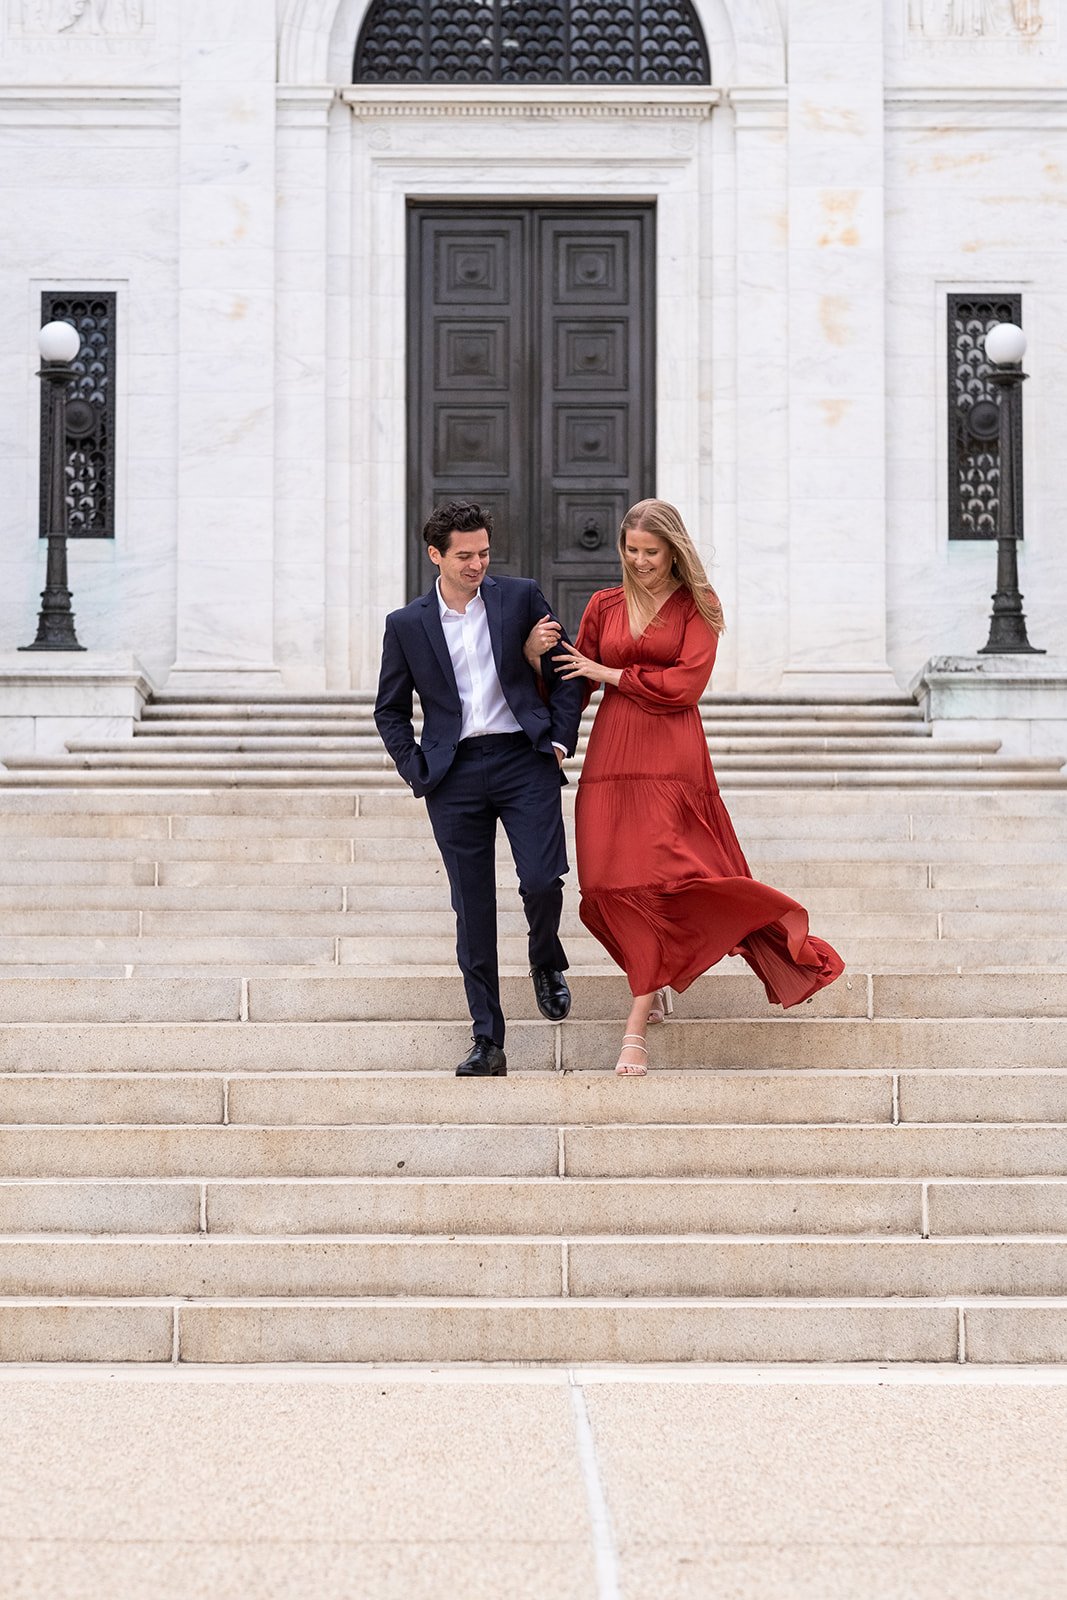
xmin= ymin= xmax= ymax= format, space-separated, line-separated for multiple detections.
xmin=523 ymin=615 xmax=563 ymax=674
xmin=552 ymin=642 xmax=623 ymax=688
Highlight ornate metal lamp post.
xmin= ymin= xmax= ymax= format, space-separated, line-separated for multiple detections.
xmin=977 ymin=321 xmax=1043 ymax=655
xmin=21 ymin=320 xmax=85 ymax=652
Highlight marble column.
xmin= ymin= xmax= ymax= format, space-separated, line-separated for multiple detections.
xmin=730 ymin=88 xmax=791 ymax=692
xmin=168 ymin=0 xmax=281 ymax=690
xmin=781 ymin=0 xmax=898 ymax=693
xmin=274 ymin=87 xmax=335 ymax=691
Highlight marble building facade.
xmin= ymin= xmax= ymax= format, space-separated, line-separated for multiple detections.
xmin=0 ymin=0 xmax=1065 ymax=722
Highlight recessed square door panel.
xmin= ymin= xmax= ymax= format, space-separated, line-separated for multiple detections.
xmin=434 ymin=231 xmax=511 ymax=304
xmin=554 ymin=234 xmax=630 ymax=305
xmin=434 ymin=406 xmax=510 ymax=477
xmin=555 ymin=321 xmax=628 ymax=390
xmin=554 ymin=407 xmax=628 ymax=477
xmin=408 ymin=204 xmax=654 ymax=605
xmin=552 ymin=491 xmax=628 ymax=563
xmin=435 ymin=320 xmax=509 ymax=390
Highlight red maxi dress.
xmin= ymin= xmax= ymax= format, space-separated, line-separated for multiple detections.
xmin=574 ymin=586 xmax=844 ymax=1006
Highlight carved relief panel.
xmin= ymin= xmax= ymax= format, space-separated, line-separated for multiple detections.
xmin=11 ymin=0 xmax=150 ymax=36
xmin=908 ymin=0 xmax=1047 ymax=38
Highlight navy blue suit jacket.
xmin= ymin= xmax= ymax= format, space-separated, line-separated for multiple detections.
xmin=374 ymin=575 xmax=584 ymax=799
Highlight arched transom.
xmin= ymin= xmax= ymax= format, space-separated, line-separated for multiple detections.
xmin=353 ymin=2 xmax=711 ymax=85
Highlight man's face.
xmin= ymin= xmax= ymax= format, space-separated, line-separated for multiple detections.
xmin=428 ymin=528 xmax=491 ymax=597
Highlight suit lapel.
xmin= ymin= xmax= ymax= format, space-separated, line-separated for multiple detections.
xmin=419 ymin=588 xmax=459 ymax=699
xmin=481 ymin=577 xmax=505 ymax=680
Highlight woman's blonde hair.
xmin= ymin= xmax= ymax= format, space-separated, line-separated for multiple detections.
xmin=618 ymin=499 xmax=726 ymax=637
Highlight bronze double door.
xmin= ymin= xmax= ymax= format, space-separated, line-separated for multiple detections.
xmin=407 ymin=202 xmax=655 ymax=635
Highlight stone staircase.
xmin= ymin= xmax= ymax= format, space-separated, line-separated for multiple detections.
xmin=0 ymin=700 xmax=1065 ymax=1364
xmin=2 ymin=689 xmax=1065 ymax=787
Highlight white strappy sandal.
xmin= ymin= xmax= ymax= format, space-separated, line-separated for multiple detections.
xmin=647 ymin=986 xmax=674 ymax=1025
xmin=615 ymin=1034 xmax=649 ymax=1077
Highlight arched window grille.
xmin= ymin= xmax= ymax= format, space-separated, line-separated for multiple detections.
xmin=353 ymin=2 xmax=711 ymax=85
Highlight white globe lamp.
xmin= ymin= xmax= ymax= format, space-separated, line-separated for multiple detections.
xmin=38 ymin=320 xmax=80 ymax=364
xmin=984 ymin=322 xmax=1027 ymax=368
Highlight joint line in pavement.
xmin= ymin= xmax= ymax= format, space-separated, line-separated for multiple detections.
xmin=568 ymin=1378 xmax=622 ymax=1600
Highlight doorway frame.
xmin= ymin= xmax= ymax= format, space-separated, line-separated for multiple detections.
xmin=339 ymin=85 xmax=720 ymax=685
xmin=404 ymin=197 xmax=657 ymax=614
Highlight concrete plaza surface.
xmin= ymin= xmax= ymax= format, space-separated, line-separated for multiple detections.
xmin=0 ymin=1366 xmax=1064 ymax=1600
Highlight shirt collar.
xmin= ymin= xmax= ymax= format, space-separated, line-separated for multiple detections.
xmin=436 ymin=577 xmax=485 ymax=621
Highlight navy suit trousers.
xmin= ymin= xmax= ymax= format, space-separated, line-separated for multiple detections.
xmin=424 ymin=732 xmax=569 ymax=1045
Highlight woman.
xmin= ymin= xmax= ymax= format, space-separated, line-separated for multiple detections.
xmin=527 ymin=499 xmax=844 ymax=1075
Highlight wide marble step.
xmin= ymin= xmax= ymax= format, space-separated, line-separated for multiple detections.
xmin=139 ymin=700 xmax=927 ymax=726
xmin=0 ymin=910 xmax=1059 ymax=953
xmin=14 ymin=746 xmax=1052 ymax=772
xmin=3 ymin=1295 xmax=1064 ymax=1364
xmin=1 ymin=1122 xmax=1063 ymax=1179
xmin=2 ymin=969 xmax=1061 ymax=1022
xmin=1 ymin=1234 xmax=1064 ymax=1300
xmin=2 ymin=1013 xmax=1066 ymax=1069
xmin=8 ymin=800 xmax=1065 ymax=839
xmin=3 ymin=1174 xmax=1063 ymax=1237
xmin=2 ymin=823 xmax=1066 ymax=858
xmin=5 ymin=766 xmax=1063 ymax=788
xmin=7 ymin=787 xmax=1060 ymax=815
xmin=122 ymin=727 xmax=942 ymax=750
xmin=0 ymin=1069 xmax=1063 ymax=1126
xmin=1 ymin=882 xmax=1063 ymax=915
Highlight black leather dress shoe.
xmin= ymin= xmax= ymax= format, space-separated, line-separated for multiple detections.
xmin=456 ymin=1036 xmax=507 ymax=1077
xmin=530 ymin=965 xmax=571 ymax=1021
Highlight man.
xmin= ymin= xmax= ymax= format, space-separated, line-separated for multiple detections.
xmin=374 ymin=501 xmax=584 ymax=1077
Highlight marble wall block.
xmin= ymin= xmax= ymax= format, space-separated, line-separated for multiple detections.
xmin=0 ymin=95 xmax=179 ymax=680
xmin=731 ymin=107 xmax=790 ymax=686
xmin=0 ymin=654 xmax=151 ymax=758
xmin=883 ymin=100 xmax=1067 ymax=683
xmin=784 ymin=8 xmax=894 ymax=687
xmin=171 ymin=4 xmax=280 ymax=684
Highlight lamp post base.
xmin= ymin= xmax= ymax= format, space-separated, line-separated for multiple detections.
xmin=977 ymin=640 xmax=1045 ymax=655
xmin=19 ymin=641 xmax=87 ymax=652
xmin=978 ymin=577 xmax=1044 ymax=656
xmin=20 ymin=536 xmax=84 ymax=651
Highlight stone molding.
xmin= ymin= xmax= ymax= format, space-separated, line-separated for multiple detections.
xmin=911 ymin=654 xmax=1067 ymax=758
xmin=338 ymin=85 xmax=720 ymax=120
xmin=727 ymin=85 xmax=787 ymax=130
xmin=276 ymin=85 xmax=337 ymax=128
xmin=0 ymin=651 xmax=154 ymax=760
xmin=914 ymin=654 xmax=1067 ymax=692
xmin=885 ymin=85 xmax=1067 ymax=126
xmin=0 ymin=85 xmax=177 ymax=126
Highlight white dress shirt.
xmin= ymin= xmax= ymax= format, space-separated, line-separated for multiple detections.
xmin=436 ymin=580 xmax=524 ymax=741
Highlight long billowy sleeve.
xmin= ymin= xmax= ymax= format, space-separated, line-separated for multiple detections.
xmin=616 ymin=606 xmax=717 ymax=715
xmin=574 ymin=592 xmax=605 ymax=714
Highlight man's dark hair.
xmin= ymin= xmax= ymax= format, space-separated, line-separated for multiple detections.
xmin=422 ymin=500 xmax=493 ymax=555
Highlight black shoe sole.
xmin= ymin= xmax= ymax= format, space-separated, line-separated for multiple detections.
xmin=455 ymin=1063 xmax=508 ymax=1077
xmin=534 ymin=1000 xmax=571 ymax=1021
